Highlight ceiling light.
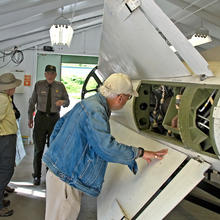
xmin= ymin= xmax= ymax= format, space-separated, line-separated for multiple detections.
xmin=169 ymin=26 xmax=212 ymax=52
xmin=49 ymin=10 xmax=74 ymax=47
xmin=188 ymin=26 xmax=212 ymax=47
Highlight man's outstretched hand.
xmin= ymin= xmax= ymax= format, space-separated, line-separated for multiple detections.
xmin=142 ymin=149 xmax=168 ymax=164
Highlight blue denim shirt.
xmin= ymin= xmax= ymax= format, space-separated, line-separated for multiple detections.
xmin=43 ymin=93 xmax=139 ymax=197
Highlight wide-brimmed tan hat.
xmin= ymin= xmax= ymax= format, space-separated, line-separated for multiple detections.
xmin=0 ymin=73 xmax=22 ymax=91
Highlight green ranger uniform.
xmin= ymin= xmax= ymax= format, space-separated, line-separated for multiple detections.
xmin=28 ymin=77 xmax=69 ymax=182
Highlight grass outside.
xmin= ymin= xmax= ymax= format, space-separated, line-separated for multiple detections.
xmin=61 ymin=64 xmax=98 ymax=99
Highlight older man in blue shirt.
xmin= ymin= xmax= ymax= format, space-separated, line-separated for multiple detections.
xmin=43 ymin=73 xmax=168 ymax=220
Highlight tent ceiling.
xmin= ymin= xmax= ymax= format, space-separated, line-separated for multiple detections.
xmin=0 ymin=0 xmax=220 ymax=52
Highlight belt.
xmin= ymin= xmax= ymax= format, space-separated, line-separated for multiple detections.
xmin=37 ymin=111 xmax=59 ymax=117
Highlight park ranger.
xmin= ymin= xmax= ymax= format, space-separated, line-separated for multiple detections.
xmin=28 ymin=65 xmax=69 ymax=185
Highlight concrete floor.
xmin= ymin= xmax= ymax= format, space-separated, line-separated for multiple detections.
xmin=6 ymin=145 xmax=97 ymax=220
xmin=5 ymin=144 xmax=219 ymax=220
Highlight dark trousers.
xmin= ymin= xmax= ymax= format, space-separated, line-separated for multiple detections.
xmin=0 ymin=134 xmax=16 ymax=209
xmin=33 ymin=111 xmax=59 ymax=178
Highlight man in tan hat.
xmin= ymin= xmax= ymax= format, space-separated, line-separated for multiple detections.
xmin=0 ymin=73 xmax=21 ymax=217
xmin=43 ymin=73 xmax=168 ymax=220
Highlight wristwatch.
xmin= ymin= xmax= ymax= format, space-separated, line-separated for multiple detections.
xmin=138 ymin=147 xmax=144 ymax=158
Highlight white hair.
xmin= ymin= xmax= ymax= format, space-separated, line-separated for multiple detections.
xmin=98 ymin=85 xmax=118 ymax=98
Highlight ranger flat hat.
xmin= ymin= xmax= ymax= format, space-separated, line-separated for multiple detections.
xmin=45 ymin=65 xmax=56 ymax=72
xmin=0 ymin=73 xmax=22 ymax=91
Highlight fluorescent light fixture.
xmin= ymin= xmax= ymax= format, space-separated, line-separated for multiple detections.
xmin=188 ymin=34 xmax=212 ymax=47
xmin=169 ymin=26 xmax=212 ymax=52
xmin=50 ymin=15 xmax=74 ymax=47
xmin=189 ymin=26 xmax=212 ymax=47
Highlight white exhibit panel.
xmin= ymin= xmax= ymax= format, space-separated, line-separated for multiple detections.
xmin=138 ymin=159 xmax=210 ymax=220
xmin=98 ymin=0 xmax=191 ymax=80
xmin=97 ymin=119 xmax=188 ymax=220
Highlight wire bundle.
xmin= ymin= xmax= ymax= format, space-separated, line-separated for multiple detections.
xmin=0 ymin=47 xmax=24 ymax=69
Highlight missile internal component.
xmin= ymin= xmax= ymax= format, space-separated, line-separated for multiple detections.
xmin=134 ymin=81 xmax=220 ymax=158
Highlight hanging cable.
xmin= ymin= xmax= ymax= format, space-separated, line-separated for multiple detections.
xmin=0 ymin=50 xmax=13 ymax=58
xmin=11 ymin=48 xmax=24 ymax=64
xmin=0 ymin=47 xmax=24 ymax=69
